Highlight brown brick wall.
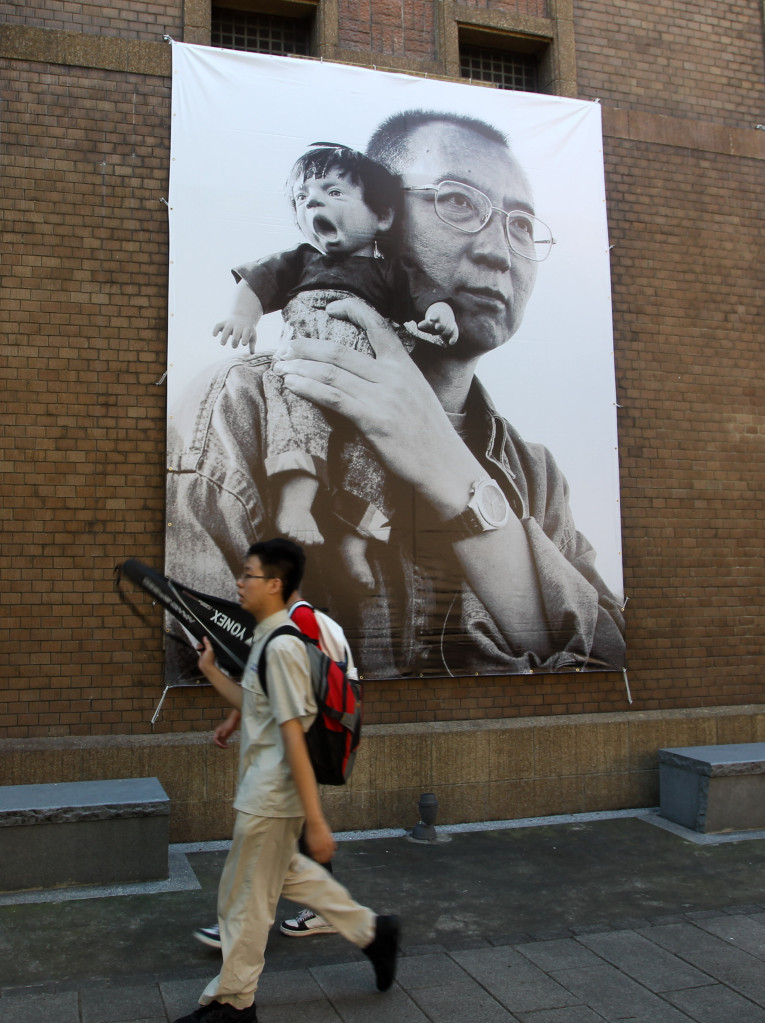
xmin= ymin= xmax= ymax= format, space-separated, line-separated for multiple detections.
xmin=1 ymin=2 xmax=764 ymax=746
xmin=455 ymin=0 xmax=548 ymax=14
xmin=336 ymin=0 xmax=438 ymax=60
xmin=2 ymin=59 xmax=171 ymax=737
xmin=606 ymin=136 xmax=765 ymax=711
xmin=0 ymin=0 xmax=182 ymax=41
xmin=573 ymin=0 xmax=765 ymax=127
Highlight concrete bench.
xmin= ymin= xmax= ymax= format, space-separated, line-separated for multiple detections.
xmin=0 ymin=777 xmax=170 ymax=892
xmin=659 ymin=743 xmax=765 ymax=834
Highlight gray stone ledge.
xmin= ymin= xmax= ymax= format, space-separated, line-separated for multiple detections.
xmin=659 ymin=743 xmax=765 ymax=777
xmin=0 ymin=778 xmax=170 ymax=827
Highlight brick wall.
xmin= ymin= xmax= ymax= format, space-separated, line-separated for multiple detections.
xmin=1 ymin=0 xmax=764 ymax=749
xmin=337 ymin=0 xmax=438 ymax=59
xmin=2 ymin=60 xmax=171 ymax=736
xmin=607 ymin=136 xmax=765 ymax=710
xmin=453 ymin=0 xmax=548 ymax=14
xmin=574 ymin=0 xmax=765 ymax=127
xmin=0 ymin=0 xmax=182 ymax=41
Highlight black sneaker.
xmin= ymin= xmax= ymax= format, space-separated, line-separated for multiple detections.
xmin=193 ymin=923 xmax=222 ymax=949
xmin=363 ymin=914 xmax=400 ymax=991
xmin=172 ymin=1000 xmax=258 ymax=1023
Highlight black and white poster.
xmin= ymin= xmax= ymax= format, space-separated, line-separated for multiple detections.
xmin=165 ymin=42 xmax=625 ymax=679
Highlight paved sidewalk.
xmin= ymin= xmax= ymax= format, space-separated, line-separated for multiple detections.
xmin=3 ymin=811 xmax=765 ymax=1022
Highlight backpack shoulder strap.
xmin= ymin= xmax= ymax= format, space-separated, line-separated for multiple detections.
xmin=256 ymin=623 xmax=305 ymax=696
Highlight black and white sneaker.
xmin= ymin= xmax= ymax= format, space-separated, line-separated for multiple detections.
xmin=172 ymin=998 xmax=258 ymax=1023
xmin=193 ymin=923 xmax=222 ymax=949
xmin=363 ymin=914 xmax=400 ymax=991
xmin=279 ymin=907 xmax=337 ymax=937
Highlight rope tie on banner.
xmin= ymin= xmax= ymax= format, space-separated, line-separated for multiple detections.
xmin=623 ymin=669 xmax=632 ymax=704
xmin=163 ymin=34 xmax=175 ymax=44
xmin=621 ymin=595 xmax=631 ymax=702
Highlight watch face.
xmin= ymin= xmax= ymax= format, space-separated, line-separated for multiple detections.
xmin=476 ymin=480 xmax=510 ymax=528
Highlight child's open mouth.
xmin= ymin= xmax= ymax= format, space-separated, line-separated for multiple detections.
xmin=311 ymin=214 xmax=339 ymax=244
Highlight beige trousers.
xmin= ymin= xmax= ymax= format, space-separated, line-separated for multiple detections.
xmin=200 ymin=812 xmax=376 ymax=1009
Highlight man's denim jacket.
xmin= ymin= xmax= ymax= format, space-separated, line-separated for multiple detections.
xmin=166 ymin=355 xmax=625 ymax=679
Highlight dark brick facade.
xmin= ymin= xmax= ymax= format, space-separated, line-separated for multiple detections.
xmin=1 ymin=0 xmax=764 ymax=743
xmin=574 ymin=0 xmax=765 ymax=126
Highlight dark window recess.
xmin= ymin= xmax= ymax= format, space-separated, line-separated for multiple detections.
xmin=460 ymin=44 xmax=539 ymax=92
xmin=212 ymin=8 xmax=311 ymax=55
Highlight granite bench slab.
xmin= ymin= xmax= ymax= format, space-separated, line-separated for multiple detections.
xmin=659 ymin=743 xmax=765 ymax=833
xmin=0 ymin=777 xmax=170 ymax=892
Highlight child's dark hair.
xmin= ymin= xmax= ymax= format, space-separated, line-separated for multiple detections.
xmin=286 ymin=142 xmax=402 ymax=224
xmin=247 ymin=537 xmax=305 ymax=601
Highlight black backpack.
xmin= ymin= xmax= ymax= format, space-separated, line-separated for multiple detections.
xmin=258 ymin=625 xmax=362 ymax=786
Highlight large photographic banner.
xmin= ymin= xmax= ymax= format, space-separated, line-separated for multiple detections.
xmin=166 ymin=41 xmax=626 ymax=679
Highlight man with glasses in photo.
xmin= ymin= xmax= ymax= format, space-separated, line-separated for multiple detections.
xmin=167 ymin=109 xmax=625 ymax=679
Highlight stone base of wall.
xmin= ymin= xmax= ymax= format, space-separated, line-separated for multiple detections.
xmin=3 ymin=705 xmax=764 ymax=842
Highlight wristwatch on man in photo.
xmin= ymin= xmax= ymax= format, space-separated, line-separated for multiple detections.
xmin=442 ymin=477 xmax=511 ymax=539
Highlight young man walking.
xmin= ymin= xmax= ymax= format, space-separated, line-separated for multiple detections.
xmin=193 ymin=587 xmax=350 ymax=949
xmin=173 ymin=538 xmax=399 ymax=1023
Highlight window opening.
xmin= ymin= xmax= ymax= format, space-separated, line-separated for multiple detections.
xmin=460 ymin=43 xmax=539 ymax=92
xmin=211 ymin=8 xmax=312 ymax=55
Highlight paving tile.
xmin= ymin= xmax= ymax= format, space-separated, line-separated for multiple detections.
xmin=309 ymin=959 xmax=389 ymax=999
xmin=0 ymin=989 xmax=80 ymax=1023
xmin=515 ymin=938 xmax=605 ymax=973
xmin=395 ymin=952 xmax=472 ymax=989
xmin=256 ymin=967 xmax=328 ymax=1005
xmin=516 ymin=1008 xmax=607 ymax=1023
xmin=259 ymin=1001 xmax=343 ymax=1022
xmin=403 ymin=943 xmax=449 ymax=957
xmin=408 ymin=979 xmax=519 ymax=1022
xmin=643 ymin=922 xmax=765 ymax=1007
xmin=326 ymin=989 xmax=429 ymax=1023
xmin=438 ymin=934 xmax=494 ymax=951
xmin=81 ymin=981 xmax=166 ymax=1023
xmin=694 ymin=913 xmax=765 ymax=960
xmin=643 ymin=921 xmax=739 ymax=957
xmin=451 ymin=947 xmax=578 ymax=1014
xmin=550 ymin=963 xmax=695 ymax=1022
xmin=664 ymin=982 xmax=765 ymax=1023
xmin=159 ymin=977 xmax=212 ymax=1020
xmin=576 ymin=929 xmax=710 ymax=992
xmin=309 ymin=961 xmax=429 ymax=1023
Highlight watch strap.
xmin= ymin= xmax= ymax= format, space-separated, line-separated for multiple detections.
xmin=442 ymin=478 xmax=510 ymax=538
xmin=442 ymin=504 xmax=484 ymax=540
